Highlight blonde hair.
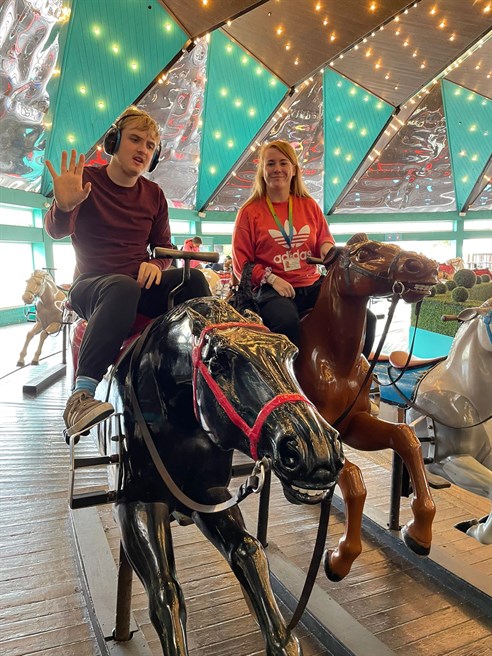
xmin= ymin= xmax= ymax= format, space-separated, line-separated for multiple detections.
xmin=245 ymin=140 xmax=313 ymax=205
xmin=116 ymin=106 xmax=160 ymax=142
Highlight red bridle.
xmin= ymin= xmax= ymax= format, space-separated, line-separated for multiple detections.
xmin=192 ymin=322 xmax=315 ymax=461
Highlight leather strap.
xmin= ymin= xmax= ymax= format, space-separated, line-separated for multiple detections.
xmin=287 ymin=490 xmax=333 ymax=630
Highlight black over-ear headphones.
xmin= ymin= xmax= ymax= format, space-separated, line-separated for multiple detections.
xmin=103 ymin=113 xmax=161 ymax=172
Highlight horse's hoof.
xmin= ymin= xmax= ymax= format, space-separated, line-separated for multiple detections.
xmin=322 ymin=549 xmax=344 ymax=582
xmin=16 ymin=361 xmax=24 ymax=367
xmin=401 ymin=526 xmax=430 ymax=556
xmin=454 ymin=518 xmax=479 ymax=534
xmin=31 ymin=361 xmax=39 ymax=366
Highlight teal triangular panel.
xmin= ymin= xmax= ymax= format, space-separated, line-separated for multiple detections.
xmin=42 ymin=0 xmax=187 ymax=195
xmin=442 ymin=80 xmax=492 ymax=211
xmin=196 ymin=31 xmax=287 ymax=209
xmin=323 ymin=68 xmax=393 ymax=213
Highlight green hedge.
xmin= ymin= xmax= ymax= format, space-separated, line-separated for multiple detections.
xmin=468 ymin=281 xmax=492 ymax=302
xmin=411 ymin=299 xmax=470 ymax=337
xmin=410 ymin=281 xmax=492 ymax=336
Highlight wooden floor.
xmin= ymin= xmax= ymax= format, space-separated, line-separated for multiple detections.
xmin=1 ymin=323 xmax=491 ymax=656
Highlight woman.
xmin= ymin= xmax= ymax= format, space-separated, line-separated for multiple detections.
xmin=232 ymin=139 xmax=376 ymax=354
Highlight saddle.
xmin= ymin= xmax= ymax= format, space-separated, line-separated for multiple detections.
xmin=372 ymin=351 xmax=445 ymax=409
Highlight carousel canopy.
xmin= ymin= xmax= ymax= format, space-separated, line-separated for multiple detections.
xmin=1 ymin=0 xmax=491 ymax=215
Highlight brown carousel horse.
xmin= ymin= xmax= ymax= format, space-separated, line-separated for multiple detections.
xmin=294 ymin=233 xmax=439 ymax=580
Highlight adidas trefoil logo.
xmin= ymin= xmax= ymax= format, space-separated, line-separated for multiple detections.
xmin=268 ymin=221 xmax=311 ymax=249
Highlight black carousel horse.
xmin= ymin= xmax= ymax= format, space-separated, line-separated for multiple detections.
xmin=92 ymin=297 xmax=343 ymax=655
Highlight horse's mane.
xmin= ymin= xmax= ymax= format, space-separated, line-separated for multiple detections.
xmin=229 ymin=262 xmax=260 ymax=315
xmin=346 ymin=232 xmax=369 ymax=246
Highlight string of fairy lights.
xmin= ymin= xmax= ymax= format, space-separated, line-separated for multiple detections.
xmin=43 ymin=0 xmax=490 ymax=180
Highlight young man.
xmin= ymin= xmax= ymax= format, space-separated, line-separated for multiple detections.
xmin=44 ymin=107 xmax=210 ymax=437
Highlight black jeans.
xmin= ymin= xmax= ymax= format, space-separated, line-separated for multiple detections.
xmin=69 ymin=268 xmax=210 ymax=381
xmin=256 ymin=281 xmax=323 ymax=347
xmin=256 ymin=282 xmax=377 ymax=357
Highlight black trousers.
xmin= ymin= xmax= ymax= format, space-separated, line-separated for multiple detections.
xmin=69 ymin=268 xmax=210 ymax=381
xmin=256 ymin=282 xmax=377 ymax=357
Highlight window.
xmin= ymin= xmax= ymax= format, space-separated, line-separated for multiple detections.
xmin=52 ymin=243 xmax=76 ymax=284
xmin=201 ymin=222 xmax=234 ymax=235
xmin=329 ymin=220 xmax=454 ymax=235
xmin=0 ymin=204 xmax=34 ymax=227
xmin=0 ymin=244 xmax=34 ymax=308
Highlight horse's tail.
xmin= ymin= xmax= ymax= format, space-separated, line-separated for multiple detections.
xmin=229 ymin=262 xmax=260 ymax=315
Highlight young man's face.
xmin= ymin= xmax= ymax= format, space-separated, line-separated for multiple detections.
xmin=112 ymin=124 xmax=158 ymax=178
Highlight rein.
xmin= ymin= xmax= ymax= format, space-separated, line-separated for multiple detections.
xmin=332 ymin=284 xmax=406 ymax=428
xmin=192 ymin=321 xmax=317 ymax=461
xmin=332 ymin=243 xmax=426 ymax=427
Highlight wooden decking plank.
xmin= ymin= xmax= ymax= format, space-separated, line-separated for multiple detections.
xmin=393 ymin=618 xmax=492 ymax=655
xmin=0 ymin=590 xmax=86 ymax=625
xmin=22 ymin=643 xmax=100 ymax=656
xmin=375 ymin=603 xmax=488 ymax=648
xmin=0 ymin=621 xmax=96 ymax=656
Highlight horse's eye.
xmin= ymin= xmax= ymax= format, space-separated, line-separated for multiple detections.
xmin=355 ymin=248 xmax=372 ymax=262
xmin=209 ymin=351 xmax=232 ymax=376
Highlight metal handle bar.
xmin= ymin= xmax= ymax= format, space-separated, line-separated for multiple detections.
xmin=306 ymin=256 xmax=323 ymax=265
xmin=153 ymin=247 xmax=219 ymax=264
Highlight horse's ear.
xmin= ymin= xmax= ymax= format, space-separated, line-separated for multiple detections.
xmin=323 ymin=246 xmax=342 ymax=267
xmin=242 ymin=309 xmax=263 ymax=324
xmin=186 ymin=307 xmax=210 ymax=337
xmin=346 ymin=232 xmax=368 ymax=246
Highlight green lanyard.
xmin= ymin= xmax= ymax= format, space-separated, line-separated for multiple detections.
xmin=266 ymin=195 xmax=293 ymax=249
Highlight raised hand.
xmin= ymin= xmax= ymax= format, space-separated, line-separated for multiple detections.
xmin=45 ymin=150 xmax=92 ymax=212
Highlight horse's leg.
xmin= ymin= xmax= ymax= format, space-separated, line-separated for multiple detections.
xmin=323 ymin=457 xmax=367 ymax=582
xmin=31 ymin=329 xmax=49 ymax=365
xmin=463 ymin=512 xmax=492 ymax=545
xmin=344 ymin=413 xmax=436 ymax=554
xmin=193 ymin=505 xmax=301 ymax=656
xmin=17 ymin=321 xmax=42 ymax=367
xmin=441 ymin=454 xmax=492 ymax=498
xmin=115 ymin=501 xmax=188 ymax=656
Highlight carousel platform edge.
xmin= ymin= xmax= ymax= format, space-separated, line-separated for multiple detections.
xmin=70 ymin=506 xmax=153 ymax=656
xmin=267 ymin=542 xmax=396 ymax=656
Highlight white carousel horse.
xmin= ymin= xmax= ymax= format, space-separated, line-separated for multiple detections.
xmin=199 ymin=267 xmax=222 ymax=296
xmin=378 ymin=298 xmax=492 ymax=544
xmin=17 ymin=270 xmax=69 ymax=366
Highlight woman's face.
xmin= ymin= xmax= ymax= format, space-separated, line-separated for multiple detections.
xmin=262 ymin=147 xmax=296 ymax=198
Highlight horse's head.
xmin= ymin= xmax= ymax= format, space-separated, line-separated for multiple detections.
xmin=189 ymin=309 xmax=344 ymax=504
xmin=22 ymin=270 xmax=48 ymax=304
xmin=452 ymin=298 xmax=492 ymax=354
xmin=328 ymin=233 xmax=438 ymax=303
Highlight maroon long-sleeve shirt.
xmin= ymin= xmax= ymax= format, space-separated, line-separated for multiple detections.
xmin=44 ymin=165 xmax=172 ymax=279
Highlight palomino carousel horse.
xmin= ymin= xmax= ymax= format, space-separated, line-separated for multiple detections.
xmin=17 ymin=269 xmax=69 ymax=366
xmin=377 ymin=298 xmax=492 ymax=545
xmin=78 ymin=296 xmax=343 ymax=655
xmin=199 ymin=266 xmax=221 ymax=295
